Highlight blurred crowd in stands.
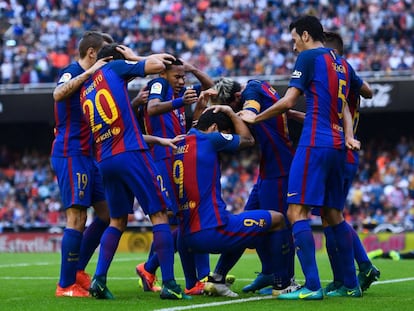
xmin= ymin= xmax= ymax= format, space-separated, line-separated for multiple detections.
xmin=1 ymin=0 xmax=414 ymax=84
xmin=1 ymin=135 xmax=414 ymax=233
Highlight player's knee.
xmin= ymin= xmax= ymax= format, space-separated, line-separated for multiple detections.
xmin=66 ymin=206 xmax=87 ymax=231
xmin=93 ymin=200 xmax=110 ymax=223
xmin=149 ymin=210 xmax=169 ymax=225
xmin=269 ymin=211 xmax=286 ymax=230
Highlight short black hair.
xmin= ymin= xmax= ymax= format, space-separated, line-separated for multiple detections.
xmin=165 ymin=56 xmax=183 ymax=70
xmin=289 ymin=15 xmax=325 ymax=43
xmin=196 ymin=109 xmax=235 ymax=133
xmin=324 ymin=31 xmax=344 ymax=55
xmin=97 ymin=43 xmax=125 ymax=60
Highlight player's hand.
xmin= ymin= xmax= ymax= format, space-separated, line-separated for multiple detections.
xmin=116 ymin=45 xmax=137 ymax=60
xmin=183 ymin=89 xmax=198 ymax=105
xmin=152 ymin=53 xmax=175 ymax=65
xmin=157 ymin=135 xmax=186 ymax=149
xmin=205 ymin=104 xmax=234 ymax=116
xmin=87 ymin=56 xmax=112 ymax=75
xmin=236 ymin=110 xmax=256 ymax=123
xmin=346 ymin=137 xmax=361 ymax=151
xmin=238 ymin=110 xmax=257 ymax=124
xmin=132 ymin=87 xmax=149 ymax=108
xmin=199 ymin=88 xmax=218 ymax=103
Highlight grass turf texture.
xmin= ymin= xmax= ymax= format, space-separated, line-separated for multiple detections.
xmin=1 ymin=252 xmax=413 ymax=311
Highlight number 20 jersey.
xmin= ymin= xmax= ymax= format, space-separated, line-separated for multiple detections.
xmin=80 ymin=60 xmax=149 ymax=162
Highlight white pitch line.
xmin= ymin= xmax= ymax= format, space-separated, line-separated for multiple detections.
xmin=154 ymin=295 xmax=274 ymax=311
xmin=153 ymin=277 xmax=414 ymax=311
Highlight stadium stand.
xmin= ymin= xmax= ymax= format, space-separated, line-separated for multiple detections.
xmin=1 ymin=0 xmax=414 ymax=84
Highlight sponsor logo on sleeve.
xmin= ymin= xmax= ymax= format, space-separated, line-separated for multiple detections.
xmin=150 ymin=82 xmax=163 ymax=94
xmin=58 ymin=72 xmax=72 ymax=83
xmin=220 ymin=133 xmax=233 ymax=140
xmin=291 ymin=70 xmax=302 ymax=79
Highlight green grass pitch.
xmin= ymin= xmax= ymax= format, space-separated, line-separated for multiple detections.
xmin=1 ymin=251 xmax=413 ymax=311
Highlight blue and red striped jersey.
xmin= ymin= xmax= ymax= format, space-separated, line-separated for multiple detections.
xmin=174 ymin=128 xmax=240 ymax=235
xmin=289 ymin=48 xmax=358 ymax=150
xmin=51 ymin=62 xmax=92 ymax=157
xmin=144 ymin=77 xmax=201 ymax=161
xmin=242 ymin=79 xmax=294 ymax=179
xmin=80 ymin=59 xmax=149 ymax=162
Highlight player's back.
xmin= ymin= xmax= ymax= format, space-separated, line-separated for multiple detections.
xmin=242 ymin=80 xmax=294 ymax=178
xmin=289 ymin=48 xmax=351 ymax=149
xmin=175 ymin=129 xmax=231 ymax=236
xmin=80 ymin=60 xmax=148 ymax=162
xmin=51 ymin=62 xmax=92 ymax=157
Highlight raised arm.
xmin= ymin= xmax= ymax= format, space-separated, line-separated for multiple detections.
xmin=209 ymin=105 xmax=254 ymax=149
xmin=239 ymin=87 xmax=301 ymax=124
xmin=182 ymin=60 xmax=214 ymax=90
xmin=53 ymin=58 xmax=110 ymax=101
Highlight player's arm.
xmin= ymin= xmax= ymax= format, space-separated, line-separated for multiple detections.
xmin=53 ymin=58 xmax=110 ymax=101
xmin=286 ymin=109 xmax=305 ymax=123
xmin=343 ymin=103 xmax=360 ymax=150
xmin=239 ymin=87 xmax=301 ymax=124
xmin=143 ymin=134 xmax=186 ymax=149
xmin=116 ymin=45 xmax=175 ymax=66
xmin=360 ymin=81 xmax=373 ymax=99
xmin=182 ymin=60 xmax=214 ymax=90
xmin=209 ymin=105 xmax=254 ymax=149
xmin=147 ymin=91 xmax=198 ymax=116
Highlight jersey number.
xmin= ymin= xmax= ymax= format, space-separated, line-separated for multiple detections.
xmin=173 ymin=160 xmax=184 ymax=199
xmin=82 ymin=89 xmax=119 ymax=133
xmin=337 ymin=79 xmax=347 ymax=119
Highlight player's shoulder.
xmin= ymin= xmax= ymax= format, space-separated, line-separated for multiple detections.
xmin=57 ymin=62 xmax=83 ymax=84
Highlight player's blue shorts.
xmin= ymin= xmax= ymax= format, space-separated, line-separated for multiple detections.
xmin=182 ymin=210 xmax=273 ymax=254
xmin=344 ymin=162 xmax=358 ymax=197
xmin=97 ymin=150 xmax=171 ymax=218
xmin=288 ymin=146 xmax=346 ymax=210
xmin=154 ymin=157 xmax=179 ymax=215
xmin=244 ymin=176 xmax=288 ymax=215
xmin=51 ymin=156 xmax=106 ymax=209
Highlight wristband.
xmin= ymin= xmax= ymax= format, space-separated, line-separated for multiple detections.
xmin=172 ymin=98 xmax=184 ymax=109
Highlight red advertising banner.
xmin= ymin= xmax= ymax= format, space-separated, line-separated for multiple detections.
xmin=0 ymin=233 xmax=62 ymax=252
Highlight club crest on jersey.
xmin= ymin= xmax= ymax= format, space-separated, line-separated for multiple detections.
xmin=291 ymin=70 xmax=302 ymax=79
xmin=221 ymin=133 xmax=233 ymax=140
xmin=58 ymin=72 xmax=72 ymax=83
xmin=151 ymin=82 xmax=163 ymax=94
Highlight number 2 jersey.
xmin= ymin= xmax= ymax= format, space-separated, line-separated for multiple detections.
xmin=80 ymin=59 xmax=149 ymax=162
xmin=174 ymin=128 xmax=240 ymax=236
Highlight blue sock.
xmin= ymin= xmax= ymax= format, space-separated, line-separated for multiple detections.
xmin=292 ymin=220 xmax=321 ymax=290
xmin=177 ymin=233 xmax=197 ymax=289
xmin=349 ymin=223 xmax=370 ymax=268
xmin=153 ymin=224 xmax=175 ymax=283
xmin=145 ymin=248 xmax=159 ymax=274
xmin=214 ymin=249 xmax=245 ymax=281
xmin=256 ymin=237 xmax=273 ymax=274
xmin=287 ymin=228 xmax=295 ymax=281
xmin=332 ymin=221 xmax=357 ymax=288
xmin=95 ymin=226 xmax=122 ymax=277
xmin=195 ymin=253 xmax=210 ymax=280
xmin=274 ymin=228 xmax=292 ymax=288
xmin=324 ymin=226 xmax=343 ymax=284
xmin=59 ymin=228 xmax=82 ymax=287
xmin=77 ymin=217 xmax=108 ymax=271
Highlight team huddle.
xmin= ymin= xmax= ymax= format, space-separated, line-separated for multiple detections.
xmin=51 ymin=15 xmax=380 ymax=301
